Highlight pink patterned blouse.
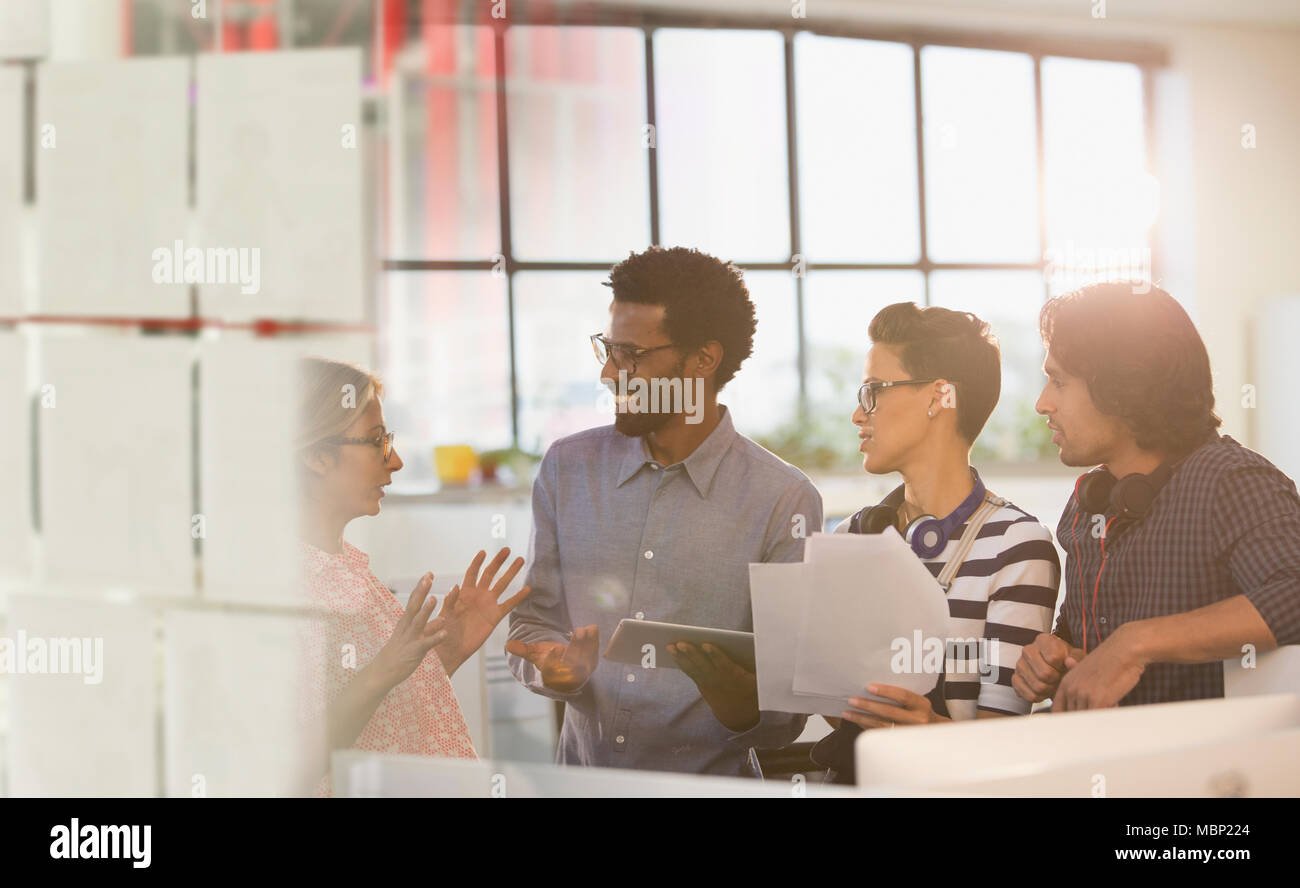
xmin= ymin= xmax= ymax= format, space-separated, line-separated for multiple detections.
xmin=302 ymin=541 xmax=476 ymax=795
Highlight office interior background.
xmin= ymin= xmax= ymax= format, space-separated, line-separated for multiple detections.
xmin=0 ymin=0 xmax=1297 ymax=796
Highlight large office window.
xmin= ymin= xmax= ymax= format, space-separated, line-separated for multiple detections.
xmin=374 ymin=17 xmax=1154 ymax=478
xmin=118 ymin=4 xmax=1154 ymax=478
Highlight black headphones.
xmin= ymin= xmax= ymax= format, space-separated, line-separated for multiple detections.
xmin=1073 ymin=462 xmax=1173 ymax=531
xmin=1070 ymin=460 xmax=1176 ymax=653
xmin=849 ymin=470 xmax=988 ymax=559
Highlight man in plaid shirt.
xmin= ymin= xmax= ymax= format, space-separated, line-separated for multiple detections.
xmin=1014 ymin=282 xmax=1300 ymax=710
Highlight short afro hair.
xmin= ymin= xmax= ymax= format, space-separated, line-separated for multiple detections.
xmin=604 ymin=246 xmax=756 ymax=391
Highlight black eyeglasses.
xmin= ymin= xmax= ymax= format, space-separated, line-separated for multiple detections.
xmin=858 ymin=379 xmax=940 ymax=414
xmin=323 ymin=430 xmax=396 ymax=464
xmin=590 ymin=333 xmax=677 ymax=374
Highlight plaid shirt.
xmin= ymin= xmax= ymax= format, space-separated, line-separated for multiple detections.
xmin=1054 ymin=434 xmax=1300 ymax=704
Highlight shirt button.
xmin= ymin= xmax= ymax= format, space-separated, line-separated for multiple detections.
xmin=615 ymin=735 xmax=626 ymax=744
xmin=635 ymin=611 xmax=645 ymax=620
xmin=1099 ymin=617 xmax=1107 ymax=625
xmin=644 ymin=550 xmax=653 ymax=560
xmin=649 ymin=463 xmax=660 ymax=470
xmin=626 ymin=673 xmax=636 ymax=682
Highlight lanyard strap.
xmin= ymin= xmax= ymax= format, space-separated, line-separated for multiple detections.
xmin=935 ymin=492 xmax=1006 ymax=590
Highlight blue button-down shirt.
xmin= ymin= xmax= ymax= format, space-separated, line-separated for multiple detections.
xmin=507 ymin=406 xmax=822 ymax=776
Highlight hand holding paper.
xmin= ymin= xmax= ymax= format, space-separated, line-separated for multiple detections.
xmin=749 ymin=528 xmax=954 ymax=716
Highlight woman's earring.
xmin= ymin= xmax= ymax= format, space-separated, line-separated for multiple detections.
xmin=927 ymin=409 xmax=934 ymax=417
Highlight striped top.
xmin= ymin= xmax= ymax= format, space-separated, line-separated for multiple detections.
xmin=834 ymin=497 xmax=1061 ymax=719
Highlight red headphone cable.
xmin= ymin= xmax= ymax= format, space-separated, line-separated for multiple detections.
xmin=1088 ymin=516 xmax=1119 ymax=652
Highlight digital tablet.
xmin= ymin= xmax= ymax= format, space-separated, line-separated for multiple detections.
xmin=602 ymin=619 xmax=756 ymax=672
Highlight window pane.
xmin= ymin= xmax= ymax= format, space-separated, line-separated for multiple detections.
xmin=655 ymin=30 xmax=789 ymax=261
xmin=127 ymin=0 xmax=216 ymax=54
xmin=804 ymin=271 xmax=927 ymax=407
xmin=507 ymin=27 xmax=650 ymax=261
xmin=795 ymin=35 xmax=919 ymax=263
xmin=378 ymin=273 xmax=512 ymax=485
xmin=921 ymin=46 xmax=1039 ymax=263
xmin=802 ymin=272 xmax=926 ymax=470
xmin=514 ymin=272 xmax=613 ymax=453
xmin=390 ymin=26 xmax=499 ymax=259
xmin=292 ymin=0 xmax=375 ymax=70
xmin=724 ymin=271 xmax=798 ymax=440
xmin=928 ymin=270 xmax=1052 ymax=462
xmin=1042 ymin=57 xmax=1151 ymax=284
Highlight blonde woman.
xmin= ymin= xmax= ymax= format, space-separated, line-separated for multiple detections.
xmin=298 ymin=357 xmax=530 ymax=792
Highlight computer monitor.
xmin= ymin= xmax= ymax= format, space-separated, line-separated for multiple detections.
xmin=931 ymin=727 xmax=1300 ymax=797
xmin=854 ymin=693 xmax=1300 ymax=793
xmin=332 ymin=751 xmax=862 ymax=798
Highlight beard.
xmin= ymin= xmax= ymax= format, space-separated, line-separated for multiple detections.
xmin=611 ymin=357 xmax=686 ymax=438
xmin=614 ymin=409 xmax=675 ymax=437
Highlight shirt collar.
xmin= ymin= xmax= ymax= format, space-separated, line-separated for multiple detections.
xmin=614 ymin=405 xmax=737 ymax=498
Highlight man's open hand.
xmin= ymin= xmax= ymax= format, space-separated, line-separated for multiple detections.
xmin=506 ymin=625 xmax=599 ymax=693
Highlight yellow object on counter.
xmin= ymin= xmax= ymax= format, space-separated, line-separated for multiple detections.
xmin=433 ymin=445 xmax=478 ymax=484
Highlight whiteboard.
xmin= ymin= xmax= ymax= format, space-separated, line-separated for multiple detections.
xmin=6 ymin=595 xmax=156 ymax=797
xmin=36 ymin=57 xmax=189 ymax=317
xmin=38 ymin=334 xmax=195 ymax=595
xmin=0 ymin=65 xmax=22 ymax=317
xmin=196 ymin=49 xmax=364 ymax=323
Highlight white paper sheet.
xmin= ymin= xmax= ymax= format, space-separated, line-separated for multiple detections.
xmin=6 ymin=595 xmax=156 ymax=797
xmin=39 ymin=335 xmax=194 ymax=594
xmin=749 ymin=562 xmax=848 ymax=717
xmin=36 ymin=57 xmax=189 ymax=317
xmin=0 ymin=66 xmax=22 ymax=318
xmin=196 ymin=49 xmax=363 ymax=323
xmin=164 ymin=609 xmax=325 ymax=797
xmin=0 ymin=332 xmax=29 ymax=581
xmin=0 ymin=0 xmax=49 ymax=60
xmin=791 ymin=529 xmax=953 ymax=702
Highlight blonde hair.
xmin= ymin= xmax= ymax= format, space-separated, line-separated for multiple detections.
xmin=297 ymin=357 xmax=384 ymax=453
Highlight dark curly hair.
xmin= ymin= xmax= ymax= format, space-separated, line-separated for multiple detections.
xmin=868 ymin=302 xmax=1002 ymax=443
xmin=1039 ymin=282 xmax=1221 ymax=455
xmin=604 ymin=246 xmax=756 ymax=391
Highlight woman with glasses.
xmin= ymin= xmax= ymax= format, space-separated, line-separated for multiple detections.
xmin=297 ymin=357 xmax=531 ymax=795
xmin=810 ymin=302 xmax=1061 ymax=784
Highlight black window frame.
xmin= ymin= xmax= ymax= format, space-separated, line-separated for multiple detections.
xmin=380 ymin=6 xmax=1166 ymax=455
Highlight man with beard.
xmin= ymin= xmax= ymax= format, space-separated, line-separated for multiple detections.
xmin=506 ymin=246 xmax=822 ymax=775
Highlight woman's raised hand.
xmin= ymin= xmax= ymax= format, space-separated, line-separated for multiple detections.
xmin=367 ymin=572 xmax=448 ymax=694
xmin=433 ymin=547 xmax=532 ymax=677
